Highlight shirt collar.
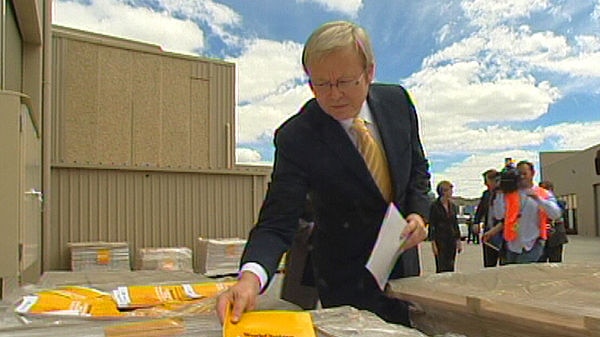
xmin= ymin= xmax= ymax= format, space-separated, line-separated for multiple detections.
xmin=339 ymin=101 xmax=373 ymax=131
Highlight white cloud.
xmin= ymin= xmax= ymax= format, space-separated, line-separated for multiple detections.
xmin=543 ymin=122 xmax=600 ymax=150
xmin=226 ymin=38 xmax=313 ymax=145
xmin=421 ymin=125 xmax=546 ymax=154
xmin=406 ymin=59 xmax=560 ymax=157
xmin=538 ymin=53 xmax=600 ymax=77
xmin=593 ymin=2 xmax=600 ymax=21
xmin=461 ymin=0 xmax=551 ymax=27
xmin=226 ymin=39 xmax=305 ymax=103
xmin=237 ymin=85 xmax=313 ymax=144
xmin=52 ymin=0 xmax=205 ymax=55
xmin=236 ymin=148 xmax=262 ymax=163
xmin=296 ymin=0 xmax=363 ymax=17
xmin=409 ymin=61 xmax=560 ymax=126
xmin=575 ymin=35 xmax=600 ymax=54
xmin=158 ymin=0 xmax=243 ymax=47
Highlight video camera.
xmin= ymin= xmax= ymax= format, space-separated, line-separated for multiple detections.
xmin=498 ymin=157 xmax=520 ymax=193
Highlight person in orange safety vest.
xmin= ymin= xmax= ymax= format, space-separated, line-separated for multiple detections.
xmin=482 ymin=160 xmax=562 ymax=264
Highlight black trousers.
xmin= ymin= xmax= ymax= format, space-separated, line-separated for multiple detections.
xmin=317 ymin=270 xmax=411 ymax=327
xmin=434 ymin=239 xmax=457 ymax=273
xmin=538 ymin=244 xmax=564 ymax=262
xmin=483 ymin=242 xmax=505 ymax=267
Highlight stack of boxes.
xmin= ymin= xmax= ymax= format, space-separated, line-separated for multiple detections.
xmin=68 ymin=242 xmax=131 ymax=272
xmin=67 ymin=238 xmax=248 ymax=277
xmin=195 ymin=238 xmax=247 ymax=276
xmin=135 ymin=247 xmax=194 ymax=272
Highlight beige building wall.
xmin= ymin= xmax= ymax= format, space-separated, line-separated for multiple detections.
xmin=52 ymin=26 xmax=234 ymax=170
xmin=540 ymin=144 xmax=600 ymax=237
xmin=48 ymin=26 xmax=272 ymax=271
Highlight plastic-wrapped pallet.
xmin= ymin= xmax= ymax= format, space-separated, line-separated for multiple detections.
xmin=135 ymin=247 xmax=193 ymax=272
xmin=68 ymin=242 xmax=131 ymax=272
xmin=311 ymin=306 xmax=429 ymax=337
xmin=388 ymin=263 xmax=600 ymax=337
xmin=196 ymin=238 xmax=246 ymax=276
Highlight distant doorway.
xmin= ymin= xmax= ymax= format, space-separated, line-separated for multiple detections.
xmin=595 ymin=184 xmax=600 ymax=237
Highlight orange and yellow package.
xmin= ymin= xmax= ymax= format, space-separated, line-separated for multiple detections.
xmin=14 ymin=286 xmax=122 ymax=317
xmin=223 ymin=307 xmax=316 ymax=337
xmin=112 ymin=281 xmax=235 ymax=309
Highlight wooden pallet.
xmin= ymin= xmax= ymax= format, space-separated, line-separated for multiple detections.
xmin=388 ymin=263 xmax=600 ymax=337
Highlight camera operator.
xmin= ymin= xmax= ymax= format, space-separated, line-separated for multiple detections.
xmin=482 ymin=161 xmax=562 ymax=264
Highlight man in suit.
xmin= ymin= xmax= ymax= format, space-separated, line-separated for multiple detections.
xmin=216 ymin=20 xmax=431 ymax=327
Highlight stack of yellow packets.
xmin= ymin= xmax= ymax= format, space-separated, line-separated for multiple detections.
xmin=14 ymin=286 xmax=122 ymax=317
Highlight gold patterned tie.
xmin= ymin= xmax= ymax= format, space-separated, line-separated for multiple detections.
xmin=352 ymin=117 xmax=392 ymax=202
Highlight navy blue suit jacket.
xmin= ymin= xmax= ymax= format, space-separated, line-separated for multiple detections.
xmin=242 ymin=83 xmax=431 ymax=296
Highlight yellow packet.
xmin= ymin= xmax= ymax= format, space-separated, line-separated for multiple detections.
xmin=14 ymin=286 xmax=122 ymax=317
xmin=223 ymin=306 xmax=316 ymax=337
xmin=112 ymin=281 xmax=235 ymax=309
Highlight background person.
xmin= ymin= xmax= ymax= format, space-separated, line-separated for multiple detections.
xmin=216 ymin=20 xmax=431 ymax=327
xmin=537 ymin=180 xmax=568 ymax=262
xmin=466 ymin=217 xmax=480 ymax=245
xmin=429 ymin=181 xmax=462 ymax=273
xmin=473 ymin=169 xmax=504 ymax=267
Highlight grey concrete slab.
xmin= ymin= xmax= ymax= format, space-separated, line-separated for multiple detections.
xmin=419 ymin=234 xmax=600 ymax=275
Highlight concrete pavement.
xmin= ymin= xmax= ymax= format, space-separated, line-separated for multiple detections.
xmin=419 ymin=234 xmax=600 ymax=275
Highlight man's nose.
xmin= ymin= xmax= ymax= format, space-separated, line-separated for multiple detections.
xmin=328 ymin=84 xmax=344 ymax=98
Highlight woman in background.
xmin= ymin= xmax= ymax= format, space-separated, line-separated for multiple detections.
xmin=429 ymin=181 xmax=462 ymax=273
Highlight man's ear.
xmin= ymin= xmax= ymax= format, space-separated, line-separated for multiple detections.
xmin=366 ymin=63 xmax=376 ymax=82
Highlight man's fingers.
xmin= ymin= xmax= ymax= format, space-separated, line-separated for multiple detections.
xmin=230 ymin=297 xmax=245 ymax=323
xmin=216 ymin=291 xmax=232 ymax=324
xmin=230 ymin=287 xmax=257 ymax=324
xmin=401 ymin=214 xmax=428 ymax=251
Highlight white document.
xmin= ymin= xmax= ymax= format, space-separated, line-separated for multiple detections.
xmin=366 ymin=203 xmax=408 ymax=290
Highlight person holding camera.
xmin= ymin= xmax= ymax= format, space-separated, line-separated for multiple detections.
xmin=483 ymin=161 xmax=562 ymax=264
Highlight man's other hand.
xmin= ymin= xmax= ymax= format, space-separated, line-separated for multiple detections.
xmin=402 ymin=213 xmax=428 ymax=251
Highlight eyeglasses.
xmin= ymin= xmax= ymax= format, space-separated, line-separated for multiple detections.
xmin=310 ymin=72 xmax=365 ymax=94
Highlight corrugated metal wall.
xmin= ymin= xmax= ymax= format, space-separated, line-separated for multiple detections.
xmin=47 ymin=27 xmax=272 ymax=271
xmin=47 ymin=167 xmax=269 ymax=271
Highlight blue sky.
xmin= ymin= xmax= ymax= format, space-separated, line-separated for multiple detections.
xmin=53 ymin=0 xmax=600 ymax=197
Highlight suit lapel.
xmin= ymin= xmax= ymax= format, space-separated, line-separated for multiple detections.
xmin=368 ymin=88 xmax=403 ymax=201
xmin=308 ymin=102 xmax=383 ymax=198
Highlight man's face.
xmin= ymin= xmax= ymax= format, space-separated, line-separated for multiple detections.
xmin=517 ymin=163 xmax=534 ymax=187
xmin=485 ymin=176 xmax=497 ymax=190
xmin=307 ymin=46 xmax=373 ymax=121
